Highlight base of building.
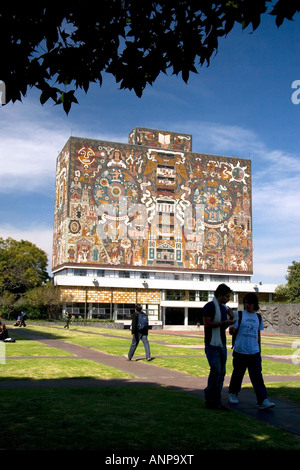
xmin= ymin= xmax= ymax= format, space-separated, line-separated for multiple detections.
xmin=163 ymin=325 xmax=204 ymax=331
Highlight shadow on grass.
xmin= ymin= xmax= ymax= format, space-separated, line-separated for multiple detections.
xmin=0 ymin=376 xmax=156 ymax=389
xmin=7 ymin=325 xmax=74 ymax=341
xmin=0 ymin=380 xmax=299 ymax=451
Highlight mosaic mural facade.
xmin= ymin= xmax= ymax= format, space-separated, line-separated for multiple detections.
xmin=52 ymin=127 xmax=253 ymax=274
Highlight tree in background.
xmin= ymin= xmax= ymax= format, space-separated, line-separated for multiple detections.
xmin=1 ymin=1 xmax=299 ymax=113
xmin=0 ymin=237 xmax=49 ymax=296
xmin=0 ymin=237 xmax=50 ymax=318
xmin=0 ymin=290 xmax=15 ymax=321
xmin=275 ymin=261 xmax=300 ymax=303
xmin=18 ymin=282 xmax=72 ymax=320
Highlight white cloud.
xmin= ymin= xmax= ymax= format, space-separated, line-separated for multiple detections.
xmin=0 ymin=100 xmax=128 ymax=194
xmin=0 ymin=102 xmax=66 ymax=193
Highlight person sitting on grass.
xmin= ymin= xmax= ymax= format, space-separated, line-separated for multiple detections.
xmin=0 ymin=324 xmax=9 ymax=341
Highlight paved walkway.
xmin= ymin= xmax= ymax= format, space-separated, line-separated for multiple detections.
xmin=2 ymin=327 xmax=300 ymax=438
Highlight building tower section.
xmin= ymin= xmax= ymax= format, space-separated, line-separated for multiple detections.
xmin=53 ymin=127 xmax=252 ymax=275
xmin=52 ymin=127 xmax=256 ymax=326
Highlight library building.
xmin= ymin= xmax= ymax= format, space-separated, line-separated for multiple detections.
xmin=52 ymin=127 xmax=276 ymax=328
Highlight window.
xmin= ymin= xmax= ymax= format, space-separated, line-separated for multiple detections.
xmin=91 ymin=304 xmax=111 ymax=319
xmin=189 ymin=291 xmax=196 ymax=301
xmin=166 ymin=290 xmax=186 ymax=301
xmin=77 ymin=269 xmax=87 ymax=276
xmin=119 ymin=271 xmax=130 ymax=278
xmin=199 ymin=291 xmax=208 ymax=301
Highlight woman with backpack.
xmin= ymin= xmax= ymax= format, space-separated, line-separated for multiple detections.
xmin=228 ymin=293 xmax=275 ymax=409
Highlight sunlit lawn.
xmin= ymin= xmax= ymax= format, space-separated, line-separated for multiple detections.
xmin=21 ymin=324 xmax=205 ymax=356
xmin=0 ymin=357 xmax=135 ymax=381
xmin=16 ymin=325 xmax=300 ymax=378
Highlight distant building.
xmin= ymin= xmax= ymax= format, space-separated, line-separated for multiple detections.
xmin=52 ymin=127 xmax=276 ymax=327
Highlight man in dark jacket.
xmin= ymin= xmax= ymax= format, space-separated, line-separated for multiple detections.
xmin=124 ymin=304 xmax=151 ymax=361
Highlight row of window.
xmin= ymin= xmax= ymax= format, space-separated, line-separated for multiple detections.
xmin=65 ymin=303 xmax=158 ymax=320
xmin=165 ymin=290 xmax=209 ymax=301
xmin=56 ymin=268 xmax=251 ymax=283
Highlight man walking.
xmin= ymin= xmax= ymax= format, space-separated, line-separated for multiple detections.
xmin=125 ymin=304 xmax=151 ymax=361
xmin=20 ymin=311 xmax=27 ymax=327
xmin=203 ymin=284 xmax=235 ymax=410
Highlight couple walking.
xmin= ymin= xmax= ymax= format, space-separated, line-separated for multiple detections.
xmin=203 ymin=283 xmax=275 ymax=411
xmin=124 ymin=286 xmax=275 ymax=412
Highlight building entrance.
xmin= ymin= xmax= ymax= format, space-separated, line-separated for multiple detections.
xmin=165 ymin=307 xmax=184 ymax=325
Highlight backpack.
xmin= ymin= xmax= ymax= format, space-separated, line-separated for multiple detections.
xmin=137 ymin=312 xmax=148 ymax=331
xmin=231 ymin=311 xmax=262 ymax=349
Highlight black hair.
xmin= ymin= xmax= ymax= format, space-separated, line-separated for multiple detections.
xmin=135 ymin=304 xmax=142 ymax=312
xmin=214 ymin=283 xmax=232 ymax=297
xmin=243 ymin=293 xmax=259 ymax=311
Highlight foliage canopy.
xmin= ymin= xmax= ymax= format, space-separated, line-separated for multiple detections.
xmin=275 ymin=261 xmax=300 ymax=302
xmin=1 ymin=1 xmax=299 ymax=113
xmin=0 ymin=237 xmax=49 ymax=296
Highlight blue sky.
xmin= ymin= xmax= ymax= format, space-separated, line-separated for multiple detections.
xmin=0 ymin=13 xmax=299 ymax=285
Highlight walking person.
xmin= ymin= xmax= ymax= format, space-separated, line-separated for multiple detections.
xmin=20 ymin=311 xmax=26 ymax=327
xmin=124 ymin=304 xmax=151 ymax=361
xmin=228 ymin=293 xmax=275 ymax=409
xmin=203 ymin=283 xmax=235 ymax=410
xmin=64 ymin=312 xmax=72 ymax=329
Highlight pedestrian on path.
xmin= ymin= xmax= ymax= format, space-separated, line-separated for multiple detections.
xmin=20 ymin=311 xmax=26 ymax=327
xmin=124 ymin=304 xmax=151 ymax=361
xmin=203 ymin=283 xmax=235 ymax=410
xmin=228 ymin=292 xmax=275 ymax=410
xmin=64 ymin=312 xmax=72 ymax=329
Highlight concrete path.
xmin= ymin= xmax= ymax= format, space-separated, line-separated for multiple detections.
xmin=2 ymin=327 xmax=300 ymax=438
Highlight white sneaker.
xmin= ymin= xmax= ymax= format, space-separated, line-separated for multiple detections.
xmin=228 ymin=393 xmax=239 ymax=404
xmin=258 ymin=399 xmax=275 ymax=409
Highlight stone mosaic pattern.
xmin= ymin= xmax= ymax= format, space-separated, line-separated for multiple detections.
xmin=52 ymin=127 xmax=252 ymax=274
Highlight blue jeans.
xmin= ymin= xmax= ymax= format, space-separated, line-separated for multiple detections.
xmin=204 ymin=344 xmax=227 ymax=406
xmin=128 ymin=333 xmax=151 ymax=359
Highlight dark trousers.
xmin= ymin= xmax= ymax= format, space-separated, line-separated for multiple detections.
xmin=128 ymin=333 xmax=150 ymax=359
xmin=204 ymin=344 xmax=227 ymax=406
xmin=229 ymin=351 xmax=267 ymax=405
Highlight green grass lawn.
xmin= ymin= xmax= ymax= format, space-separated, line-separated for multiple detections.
xmin=0 ymin=358 xmax=135 ymax=381
xmin=0 ymin=324 xmax=299 ymax=451
xmin=1 ymin=385 xmax=299 ymax=451
xmin=243 ymin=381 xmax=300 ymax=405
